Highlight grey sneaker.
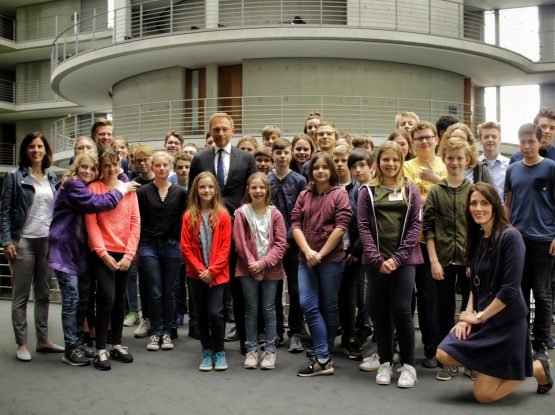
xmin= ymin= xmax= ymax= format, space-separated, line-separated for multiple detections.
xmin=160 ymin=334 xmax=174 ymax=350
xmin=288 ymin=334 xmax=304 ymax=354
xmin=134 ymin=318 xmax=151 ymax=338
xmin=123 ymin=312 xmax=139 ymax=327
xmin=260 ymin=351 xmax=276 ymax=370
xmin=146 ymin=335 xmax=160 ymax=351
xmin=436 ymin=366 xmax=459 ymax=381
xmin=243 ymin=351 xmax=258 ymax=369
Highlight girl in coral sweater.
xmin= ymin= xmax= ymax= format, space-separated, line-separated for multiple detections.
xmin=85 ymin=148 xmax=140 ymax=371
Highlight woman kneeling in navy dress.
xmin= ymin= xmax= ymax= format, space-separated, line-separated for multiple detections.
xmin=436 ymin=183 xmax=552 ymax=403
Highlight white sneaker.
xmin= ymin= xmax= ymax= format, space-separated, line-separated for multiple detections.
xmin=359 ymin=353 xmax=380 ymax=372
xmin=123 ymin=312 xmax=139 ymax=327
xmin=260 ymin=351 xmax=276 ymax=370
xmin=243 ymin=351 xmax=258 ymax=369
xmin=134 ymin=318 xmax=150 ymax=338
xmin=397 ymin=364 xmax=418 ymax=388
xmin=376 ymin=362 xmax=392 ymax=385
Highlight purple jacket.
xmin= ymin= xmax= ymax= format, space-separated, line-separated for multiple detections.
xmin=291 ymin=185 xmax=352 ymax=263
xmin=47 ymin=178 xmax=124 ymax=275
xmin=233 ymin=205 xmax=287 ymax=281
xmin=357 ymin=181 xmax=423 ymax=269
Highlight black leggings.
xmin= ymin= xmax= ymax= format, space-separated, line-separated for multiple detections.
xmin=189 ymin=278 xmax=226 ymax=352
xmin=366 ymin=264 xmax=415 ymax=366
xmin=92 ymin=252 xmax=130 ymax=350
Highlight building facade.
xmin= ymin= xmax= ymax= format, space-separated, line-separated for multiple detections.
xmin=1 ymin=0 xmax=554 ymax=165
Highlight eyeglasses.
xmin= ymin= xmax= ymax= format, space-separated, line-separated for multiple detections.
xmin=413 ymin=135 xmax=435 ymax=142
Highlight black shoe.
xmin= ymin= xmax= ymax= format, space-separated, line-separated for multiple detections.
xmin=62 ymin=346 xmax=91 ymax=367
xmin=93 ymin=349 xmax=111 ymax=371
xmin=170 ymin=327 xmax=178 ymax=340
xmin=535 ymin=352 xmax=553 ymax=394
xmin=297 ymin=358 xmax=334 ymax=377
xmin=276 ymin=333 xmax=285 ymax=348
xmin=347 ymin=343 xmax=363 ymax=361
xmin=240 ymin=342 xmax=247 ymax=356
xmin=79 ymin=343 xmax=96 ymax=359
xmin=109 ymin=345 xmax=133 ymax=363
xmin=188 ymin=326 xmax=200 ymax=340
xmin=225 ymin=327 xmax=239 ymax=342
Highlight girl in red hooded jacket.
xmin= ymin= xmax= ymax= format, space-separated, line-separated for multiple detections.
xmin=181 ymin=172 xmax=231 ymax=372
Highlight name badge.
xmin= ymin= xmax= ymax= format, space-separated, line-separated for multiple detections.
xmin=388 ymin=192 xmax=403 ymax=201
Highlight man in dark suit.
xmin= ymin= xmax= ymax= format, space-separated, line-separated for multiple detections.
xmin=189 ymin=112 xmax=256 ymax=354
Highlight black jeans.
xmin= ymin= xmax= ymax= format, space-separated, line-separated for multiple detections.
xmin=522 ymin=237 xmax=554 ymax=348
xmin=92 ymin=252 xmax=131 ymax=350
xmin=367 ymin=265 xmax=415 ymax=365
xmin=435 ymin=265 xmax=465 ymax=346
xmin=339 ymin=257 xmax=360 ymax=342
xmin=414 ymin=243 xmax=438 ymax=358
xmin=189 ymin=278 xmax=226 ymax=352
xmin=283 ymin=248 xmax=304 ymax=336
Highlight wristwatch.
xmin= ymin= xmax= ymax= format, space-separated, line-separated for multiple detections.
xmin=476 ymin=311 xmax=486 ymax=323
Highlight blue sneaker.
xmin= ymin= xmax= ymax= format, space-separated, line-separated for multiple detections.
xmin=199 ymin=349 xmax=213 ymax=372
xmin=214 ymin=351 xmax=228 ymax=371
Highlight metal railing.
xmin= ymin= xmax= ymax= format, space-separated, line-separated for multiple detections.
xmin=51 ymin=0 xmax=552 ymax=69
xmin=50 ymin=94 xmax=484 ymax=153
xmin=0 ymin=14 xmax=15 ymax=41
xmin=0 ymin=79 xmax=15 ymax=104
xmin=1 ymin=7 xmax=108 ymax=43
xmin=16 ymin=79 xmax=64 ymax=104
xmin=0 ymin=143 xmax=16 ymax=165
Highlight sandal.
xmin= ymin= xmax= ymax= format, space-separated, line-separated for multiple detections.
xmin=535 ymin=353 xmax=553 ymax=394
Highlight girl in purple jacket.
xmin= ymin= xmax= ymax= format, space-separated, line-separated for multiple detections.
xmin=234 ymin=173 xmax=287 ymax=370
xmin=47 ymin=153 xmax=138 ymax=366
xmin=357 ymin=141 xmax=423 ymax=388
xmin=292 ymin=152 xmax=352 ymax=377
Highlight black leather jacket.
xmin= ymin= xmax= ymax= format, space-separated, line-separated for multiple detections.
xmin=0 ymin=166 xmax=57 ymax=246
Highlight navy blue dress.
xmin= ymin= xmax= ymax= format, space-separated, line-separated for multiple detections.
xmin=438 ymin=227 xmax=533 ymax=380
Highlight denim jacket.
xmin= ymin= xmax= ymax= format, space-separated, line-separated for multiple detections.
xmin=0 ymin=166 xmax=57 ymax=246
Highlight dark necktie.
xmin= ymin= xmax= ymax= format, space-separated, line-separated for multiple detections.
xmin=217 ymin=148 xmax=225 ymax=190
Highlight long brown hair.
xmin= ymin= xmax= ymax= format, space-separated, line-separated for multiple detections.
xmin=464 ymin=182 xmax=508 ymax=261
xmin=306 ymin=152 xmax=338 ymax=192
xmin=187 ymin=172 xmax=225 ymax=231
xmin=245 ymin=172 xmax=272 ymax=206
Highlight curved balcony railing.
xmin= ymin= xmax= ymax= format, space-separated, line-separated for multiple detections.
xmin=50 ymin=94 xmax=484 ymax=154
xmin=51 ymin=0 xmax=549 ymax=70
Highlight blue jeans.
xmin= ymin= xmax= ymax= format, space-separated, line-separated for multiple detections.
xmin=241 ymin=276 xmax=279 ymax=352
xmin=138 ymin=240 xmax=181 ymax=336
xmin=56 ymin=271 xmax=90 ymax=349
xmin=298 ymin=260 xmax=344 ymax=360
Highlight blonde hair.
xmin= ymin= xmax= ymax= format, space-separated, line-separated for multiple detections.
xmin=395 ymin=112 xmax=420 ymax=126
xmin=61 ymin=152 xmax=98 ymax=189
xmin=237 ymin=136 xmax=258 ymax=149
xmin=371 ymin=141 xmax=405 ymax=189
xmin=151 ymin=150 xmax=175 ymax=166
xmin=133 ymin=143 xmax=154 ymax=160
xmin=441 ymin=137 xmax=471 ymax=160
xmin=209 ymin=112 xmax=234 ymax=129
xmin=187 ymin=172 xmax=225 ymax=231
xmin=332 ymin=144 xmax=352 ymax=157
xmin=439 ymin=123 xmax=478 ymax=167
xmin=245 ymin=172 xmax=272 ymax=206
xmin=262 ymin=125 xmax=281 ymax=140
xmin=74 ymin=136 xmax=97 ymax=155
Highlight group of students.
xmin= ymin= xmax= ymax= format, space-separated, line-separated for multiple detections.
xmin=0 ymin=108 xmax=553 ymax=404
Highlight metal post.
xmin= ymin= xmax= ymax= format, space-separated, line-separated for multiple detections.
xmin=139 ymin=3 xmax=143 ymax=38
xmin=170 ymin=0 xmax=174 ymax=33
xmin=280 ymin=0 xmax=283 ymax=25
xmin=494 ymin=9 xmax=500 ymax=46
xmin=55 ymin=14 xmax=58 ymax=38
xmin=428 ymin=0 xmax=431 ymax=35
xmin=320 ymin=0 xmax=323 ymax=25
xmin=495 ymin=85 xmax=501 ymax=122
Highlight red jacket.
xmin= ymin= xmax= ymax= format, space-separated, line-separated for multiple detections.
xmin=180 ymin=209 xmax=231 ymax=286
xmin=233 ymin=205 xmax=287 ymax=280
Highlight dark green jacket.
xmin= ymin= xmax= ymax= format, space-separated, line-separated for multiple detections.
xmin=423 ymin=179 xmax=472 ymax=266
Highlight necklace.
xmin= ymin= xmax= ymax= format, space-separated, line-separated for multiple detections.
xmin=472 ymin=237 xmax=486 ymax=293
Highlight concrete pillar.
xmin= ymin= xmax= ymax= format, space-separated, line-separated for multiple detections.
xmin=113 ymin=0 xmax=131 ymax=42
xmin=206 ymin=0 xmax=219 ymax=29
xmin=494 ymin=9 xmax=500 ymax=46
xmin=496 ymin=85 xmax=501 ymax=122
xmin=540 ymin=83 xmax=555 ymax=109
xmin=205 ymin=63 xmax=219 ymax=126
xmin=539 ymin=5 xmax=555 ymax=62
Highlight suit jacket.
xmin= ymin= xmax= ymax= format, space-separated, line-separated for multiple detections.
xmin=189 ymin=146 xmax=257 ymax=215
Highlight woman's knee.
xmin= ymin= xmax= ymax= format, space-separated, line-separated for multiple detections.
xmin=435 ymin=348 xmax=450 ymax=365
xmin=473 ymin=388 xmax=494 ymax=404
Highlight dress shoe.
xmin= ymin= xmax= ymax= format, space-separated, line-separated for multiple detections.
xmin=36 ymin=343 xmax=65 ymax=353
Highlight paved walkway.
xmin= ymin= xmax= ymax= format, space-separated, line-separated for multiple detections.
xmin=0 ymin=300 xmax=553 ymax=415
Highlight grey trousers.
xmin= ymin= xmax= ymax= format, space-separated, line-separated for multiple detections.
xmin=11 ymin=237 xmax=51 ymax=345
